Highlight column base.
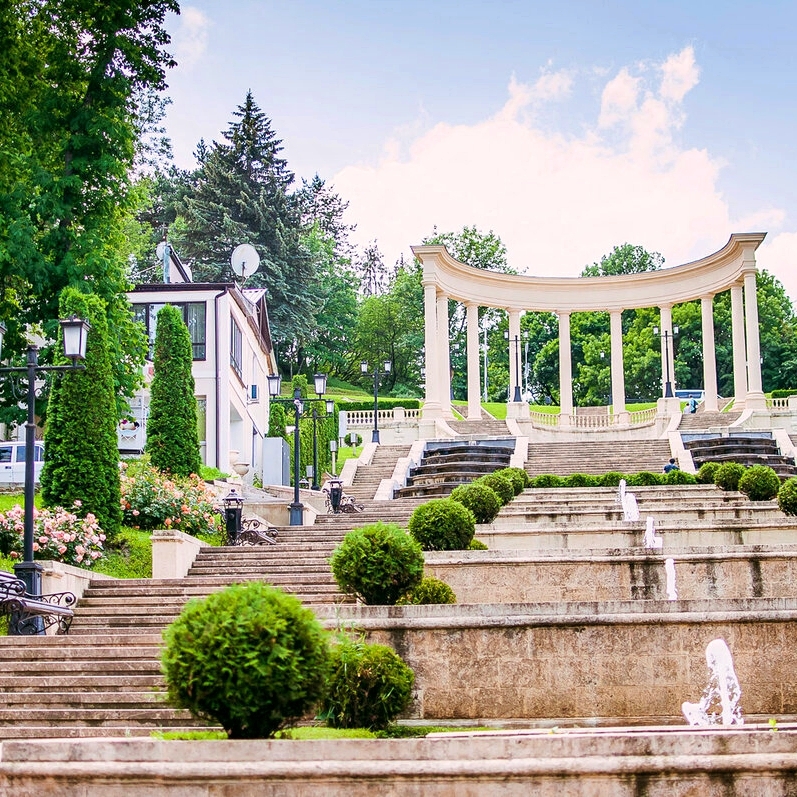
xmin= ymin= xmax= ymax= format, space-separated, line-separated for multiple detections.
xmin=288 ymin=502 xmax=304 ymax=526
xmin=421 ymin=401 xmax=444 ymax=420
xmin=743 ymin=391 xmax=768 ymax=411
xmin=657 ymin=397 xmax=682 ymax=417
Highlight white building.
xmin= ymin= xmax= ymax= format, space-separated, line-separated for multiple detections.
xmin=118 ymin=248 xmax=277 ymax=478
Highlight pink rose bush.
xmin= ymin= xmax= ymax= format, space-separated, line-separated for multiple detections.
xmin=120 ymin=458 xmax=221 ymax=537
xmin=0 ymin=503 xmax=105 ymax=567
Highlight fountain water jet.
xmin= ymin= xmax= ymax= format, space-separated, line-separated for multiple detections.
xmin=621 ymin=485 xmax=640 ymax=522
xmin=682 ymin=638 xmax=743 ymax=726
xmin=643 ymin=516 xmax=662 ymax=549
xmin=665 ymin=558 xmax=677 ymax=600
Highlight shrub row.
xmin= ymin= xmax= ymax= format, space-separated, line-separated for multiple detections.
xmin=338 ymin=398 xmax=422 ymax=411
xmin=528 ymin=470 xmax=697 ymax=488
xmin=162 ymin=583 xmax=415 ymax=738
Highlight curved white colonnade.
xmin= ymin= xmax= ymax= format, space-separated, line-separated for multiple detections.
xmin=412 ymin=233 xmax=767 ymax=426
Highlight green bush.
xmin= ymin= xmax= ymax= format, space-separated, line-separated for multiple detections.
xmin=714 ymin=462 xmax=747 ymax=491
xmin=474 ymin=472 xmax=515 ymax=505
xmin=397 ymin=576 xmax=456 ymax=605
xmin=563 ymin=473 xmax=599 ymax=488
xmin=696 ymin=461 xmax=720 ymax=484
xmin=161 ymin=583 xmax=330 ymax=738
xmin=338 ymin=398 xmax=421 ymax=411
xmin=500 ymin=467 xmax=530 ymax=495
xmin=530 ymin=474 xmax=563 ymax=488
xmin=450 ymin=482 xmax=501 ymax=524
xmin=468 ymin=538 xmax=488 ymax=550
xmin=330 ymin=523 xmax=424 ymax=604
xmin=320 ymin=638 xmax=414 ymax=730
xmin=599 ymin=471 xmax=625 ymax=487
xmin=626 ymin=471 xmax=663 ymax=486
xmin=770 ymin=389 xmax=797 ymax=399
xmin=778 ymin=477 xmax=797 ymax=515
xmin=408 ymin=498 xmax=475 ymax=551
xmin=665 ymin=469 xmax=697 ymax=485
xmin=738 ymin=465 xmax=781 ymax=501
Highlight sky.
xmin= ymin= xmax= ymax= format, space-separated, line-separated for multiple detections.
xmin=162 ymin=1 xmax=797 ymax=302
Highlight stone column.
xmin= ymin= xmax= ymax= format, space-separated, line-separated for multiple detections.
xmin=700 ymin=295 xmax=719 ymax=412
xmin=466 ymin=302 xmax=481 ymax=420
xmin=508 ymin=310 xmax=522 ymax=403
xmin=609 ymin=310 xmax=627 ymax=421
xmin=730 ymin=284 xmax=747 ymax=406
xmin=658 ymin=305 xmax=675 ymax=397
xmin=422 ymin=283 xmax=442 ymax=418
xmin=558 ymin=311 xmax=573 ymax=426
xmin=437 ymin=293 xmax=453 ymax=418
xmin=743 ymin=270 xmax=766 ymax=409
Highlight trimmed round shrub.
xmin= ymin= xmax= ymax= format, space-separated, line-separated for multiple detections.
xmin=778 ymin=477 xmax=797 ymax=515
xmin=714 ymin=462 xmax=747 ymax=492
xmin=468 ymin=537 xmax=488 ymax=550
xmin=665 ymin=469 xmax=697 ymax=485
xmin=450 ymin=482 xmax=501 ymax=524
xmin=599 ymin=471 xmax=625 ymax=487
xmin=161 ymin=583 xmax=330 ymax=738
xmin=696 ymin=461 xmax=720 ymax=484
xmin=320 ymin=638 xmax=415 ymax=730
xmin=397 ymin=576 xmax=456 ymax=605
xmin=531 ymin=474 xmax=564 ymax=488
xmin=330 ymin=523 xmax=424 ymax=604
xmin=626 ymin=471 xmax=663 ymax=486
xmin=564 ymin=473 xmax=599 ymax=488
xmin=500 ymin=467 xmax=530 ymax=495
xmin=408 ymin=498 xmax=475 ymax=551
xmin=475 ymin=472 xmax=515 ymax=505
xmin=738 ymin=465 xmax=781 ymax=501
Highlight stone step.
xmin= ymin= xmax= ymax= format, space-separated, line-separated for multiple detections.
xmin=0 ymin=675 xmax=164 ymax=690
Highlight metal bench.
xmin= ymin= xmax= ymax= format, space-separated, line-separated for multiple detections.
xmin=0 ymin=570 xmax=76 ymax=635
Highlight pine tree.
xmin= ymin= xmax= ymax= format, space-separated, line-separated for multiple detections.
xmin=145 ymin=305 xmax=202 ymax=477
xmin=41 ymin=288 xmax=122 ymax=538
xmin=177 ymin=91 xmax=319 ymax=346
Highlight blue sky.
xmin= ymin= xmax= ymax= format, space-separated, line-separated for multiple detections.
xmin=163 ymin=1 xmax=797 ymax=300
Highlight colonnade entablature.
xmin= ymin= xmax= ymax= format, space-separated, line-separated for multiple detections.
xmin=412 ymin=233 xmax=767 ymax=428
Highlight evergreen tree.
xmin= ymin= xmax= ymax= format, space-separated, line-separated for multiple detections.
xmin=41 ymin=288 xmax=122 ymax=537
xmin=145 ymin=305 xmax=202 ymax=477
xmin=176 ymin=92 xmax=319 ymax=347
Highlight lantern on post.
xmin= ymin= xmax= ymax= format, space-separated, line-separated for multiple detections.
xmin=328 ymin=478 xmax=344 ymax=514
xmin=222 ymin=487 xmax=244 ymax=545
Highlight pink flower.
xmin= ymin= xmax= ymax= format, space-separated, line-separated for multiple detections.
xmin=58 ymin=546 xmax=67 ymax=555
xmin=132 ymin=509 xmax=139 ymax=516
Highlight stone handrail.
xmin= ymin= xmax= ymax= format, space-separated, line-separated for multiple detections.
xmin=345 ymin=408 xmax=422 ymax=426
xmin=529 ymin=410 xmax=558 ymax=426
xmin=628 ymin=407 xmax=657 ymax=425
xmin=530 ymin=407 xmax=657 ymax=429
xmin=766 ymin=397 xmax=793 ymax=409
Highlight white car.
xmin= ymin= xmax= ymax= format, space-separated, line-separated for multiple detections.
xmin=0 ymin=441 xmax=44 ymax=486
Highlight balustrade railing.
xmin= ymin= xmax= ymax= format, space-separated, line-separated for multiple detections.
xmin=344 ymin=408 xmax=421 ymax=426
xmin=766 ymin=397 xmax=791 ymax=409
xmin=529 ymin=406 xmax=658 ymax=429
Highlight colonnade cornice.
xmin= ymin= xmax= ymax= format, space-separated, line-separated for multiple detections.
xmin=413 ymin=233 xmax=766 ymax=314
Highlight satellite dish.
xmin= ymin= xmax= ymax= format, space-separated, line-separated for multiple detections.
xmin=156 ymin=241 xmax=167 ymax=260
xmin=230 ymin=244 xmax=260 ymax=280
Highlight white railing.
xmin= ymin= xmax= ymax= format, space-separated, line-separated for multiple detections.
xmin=529 ymin=410 xmax=558 ymax=427
xmin=530 ymin=406 xmax=658 ymax=430
xmin=628 ymin=407 xmax=657 ymax=425
xmin=572 ymin=413 xmax=613 ymax=429
xmin=766 ymin=397 xmax=791 ymax=409
xmin=344 ymin=408 xmax=421 ymax=426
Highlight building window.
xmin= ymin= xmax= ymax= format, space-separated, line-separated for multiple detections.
xmin=133 ymin=302 xmax=206 ymax=360
xmin=230 ymin=318 xmax=243 ymax=379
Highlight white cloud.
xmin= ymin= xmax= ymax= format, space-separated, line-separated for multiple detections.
xmin=333 ymin=46 xmax=797 ymax=304
xmin=172 ymin=7 xmax=210 ymax=70
xmin=758 ymin=232 xmax=797 ymax=302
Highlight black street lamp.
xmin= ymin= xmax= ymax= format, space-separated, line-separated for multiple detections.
xmin=503 ymin=331 xmax=522 ymax=402
xmin=0 ymin=317 xmax=91 ymax=597
xmin=222 ymin=487 xmax=244 ymax=545
xmin=361 ymin=360 xmax=391 ymax=443
xmin=653 ymin=325 xmax=679 ymax=398
xmin=267 ymin=372 xmax=329 ymax=526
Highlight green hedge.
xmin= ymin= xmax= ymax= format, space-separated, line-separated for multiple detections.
xmin=770 ymin=389 xmax=797 ymax=398
xmin=338 ymin=398 xmax=421 ymax=411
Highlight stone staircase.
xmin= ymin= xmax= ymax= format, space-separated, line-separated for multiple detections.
xmin=678 ymin=410 xmax=742 ymax=430
xmin=526 ymin=439 xmax=672 ymax=476
xmin=683 ymin=434 xmax=797 ymax=477
xmin=347 ymin=444 xmax=412 ymax=501
xmin=447 ymin=418 xmax=512 ymax=436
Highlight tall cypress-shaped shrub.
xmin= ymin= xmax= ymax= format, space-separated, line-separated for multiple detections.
xmin=145 ymin=305 xmax=202 ymax=477
xmin=41 ymin=289 xmax=122 ymax=537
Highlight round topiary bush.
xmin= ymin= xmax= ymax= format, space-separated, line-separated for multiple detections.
xmin=397 ymin=576 xmax=456 ymax=605
xmin=468 ymin=537 xmax=488 ymax=550
xmin=778 ymin=477 xmax=797 ymax=515
xmin=450 ymin=482 xmax=501 ymax=524
xmin=500 ymin=467 xmax=530 ymax=495
xmin=738 ymin=464 xmax=781 ymax=501
xmin=714 ymin=462 xmax=747 ymax=492
xmin=626 ymin=471 xmax=663 ymax=486
xmin=665 ymin=469 xmax=697 ymax=485
xmin=408 ymin=498 xmax=475 ymax=551
xmin=564 ymin=473 xmax=599 ymax=488
xmin=161 ymin=582 xmax=331 ymax=738
xmin=598 ymin=471 xmax=625 ymax=487
xmin=531 ymin=473 xmax=563 ymax=488
xmin=330 ymin=523 xmax=424 ymax=604
xmin=696 ymin=461 xmax=720 ymax=484
xmin=475 ymin=472 xmax=515 ymax=505
xmin=320 ymin=638 xmax=415 ymax=730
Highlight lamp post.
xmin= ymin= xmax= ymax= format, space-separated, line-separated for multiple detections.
xmin=329 ymin=439 xmax=338 ymax=476
xmin=503 ymin=331 xmax=522 ymax=402
xmin=361 ymin=360 xmax=391 ymax=443
xmin=222 ymin=487 xmax=244 ymax=545
xmin=0 ymin=317 xmax=91 ymax=597
xmin=267 ymin=372 xmax=329 ymax=526
xmin=653 ymin=325 xmax=679 ymax=398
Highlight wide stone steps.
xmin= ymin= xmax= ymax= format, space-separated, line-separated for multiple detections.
xmin=448 ymin=420 xmax=512 ymax=436
xmin=526 ymin=440 xmax=672 ymax=476
xmin=678 ymin=410 xmax=742 ymax=429
xmin=348 ymin=445 xmax=412 ymax=499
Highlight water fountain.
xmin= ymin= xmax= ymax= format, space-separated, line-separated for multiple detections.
xmin=643 ymin=516 xmax=662 ymax=548
xmin=682 ymin=638 xmax=743 ymax=726
xmin=665 ymin=557 xmax=677 ymax=600
xmin=621 ymin=487 xmax=640 ymax=522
